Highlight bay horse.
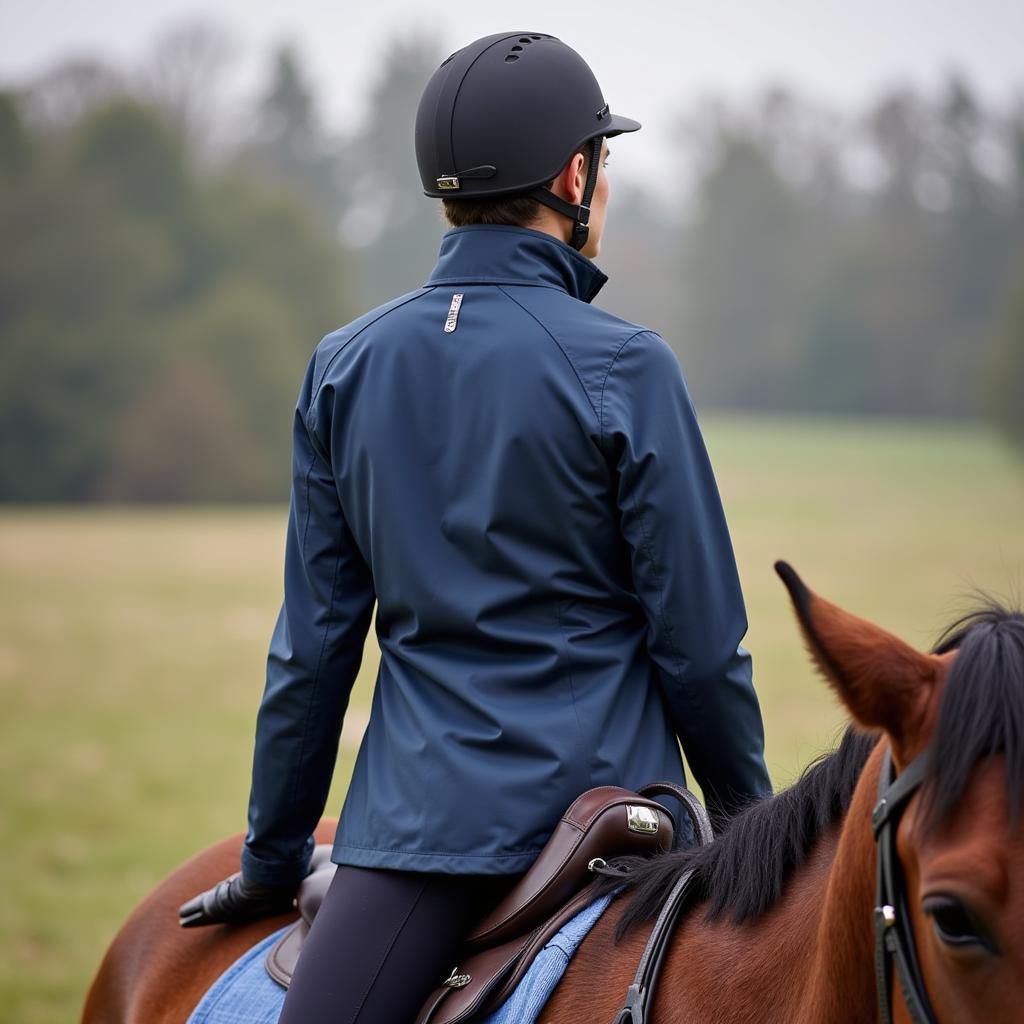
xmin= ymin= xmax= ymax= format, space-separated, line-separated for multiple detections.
xmin=82 ymin=564 xmax=1024 ymax=1023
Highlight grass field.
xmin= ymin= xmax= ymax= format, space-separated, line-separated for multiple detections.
xmin=2 ymin=415 xmax=1022 ymax=1024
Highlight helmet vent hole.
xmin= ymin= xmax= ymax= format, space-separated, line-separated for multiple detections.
xmin=530 ymin=35 xmax=542 ymax=40
xmin=519 ymin=37 xmax=532 ymax=43
xmin=511 ymin=45 xmax=523 ymax=51
xmin=504 ymin=54 xmax=519 ymax=63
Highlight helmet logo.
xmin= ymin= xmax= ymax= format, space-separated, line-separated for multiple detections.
xmin=436 ymin=175 xmax=461 ymax=190
xmin=444 ymin=293 xmax=464 ymax=334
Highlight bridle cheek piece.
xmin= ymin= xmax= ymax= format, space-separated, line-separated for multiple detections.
xmin=872 ymin=747 xmax=939 ymax=1024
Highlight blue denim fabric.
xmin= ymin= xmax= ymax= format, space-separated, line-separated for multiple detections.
xmin=186 ymin=927 xmax=288 ymax=1024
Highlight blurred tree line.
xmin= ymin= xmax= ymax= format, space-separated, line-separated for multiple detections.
xmin=1 ymin=25 xmax=1022 ymax=502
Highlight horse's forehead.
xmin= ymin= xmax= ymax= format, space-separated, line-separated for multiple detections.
xmin=908 ymin=757 xmax=1022 ymax=899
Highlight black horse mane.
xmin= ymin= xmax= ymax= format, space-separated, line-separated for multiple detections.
xmin=602 ymin=726 xmax=877 ymax=934
xmin=923 ymin=601 xmax=1024 ymax=834
xmin=605 ymin=599 xmax=1024 ymax=937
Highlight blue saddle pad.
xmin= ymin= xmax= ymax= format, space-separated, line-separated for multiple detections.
xmin=187 ymin=927 xmax=290 ymax=1024
xmin=482 ymin=893 xmax=611 ymax=1023
xmin=186 ymin=894 xmax=612 ymax=1024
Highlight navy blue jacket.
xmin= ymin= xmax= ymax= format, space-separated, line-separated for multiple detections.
xmin=241 ymin=225 xmax=770 ymax=885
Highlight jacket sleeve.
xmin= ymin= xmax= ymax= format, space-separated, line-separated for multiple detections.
xmin=600 ymin=330 xmax=771 ymax=820
xmin=240 ymin=361 xmax=375 ymax=886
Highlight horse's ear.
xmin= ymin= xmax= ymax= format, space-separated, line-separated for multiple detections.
xmin=774 ymin=561 xmax=944 ymax=758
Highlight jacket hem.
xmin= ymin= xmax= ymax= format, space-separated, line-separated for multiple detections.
xmin=331 ymin=842 xmax=543 ymax=875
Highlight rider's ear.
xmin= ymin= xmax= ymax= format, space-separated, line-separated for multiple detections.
xmin=774 ymin=561 xmax=947 ymax=764
xmin=551 ymin=152 xmax=586 ymax=206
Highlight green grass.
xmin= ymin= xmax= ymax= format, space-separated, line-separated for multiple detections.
xmin=2 ymin=416 xmax=1022 ymax=1023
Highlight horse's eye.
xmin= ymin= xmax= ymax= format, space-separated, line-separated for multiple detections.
xmin=922 ymin=896 xmax=998 ymax=953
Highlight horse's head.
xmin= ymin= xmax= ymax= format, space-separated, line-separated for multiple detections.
xmin=776 ymin=561 xmax=1024 ymax=1023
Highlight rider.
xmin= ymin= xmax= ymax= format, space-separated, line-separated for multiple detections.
xmin=180 ymin=31 xmax=771 ymax=1023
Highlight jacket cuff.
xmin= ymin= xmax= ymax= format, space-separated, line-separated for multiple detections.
xmin=240 ymin=837 xmax=314 ymax=886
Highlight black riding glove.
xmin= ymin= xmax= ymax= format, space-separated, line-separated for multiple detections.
xmin=178 ymin=872 xmax=299 ymax=928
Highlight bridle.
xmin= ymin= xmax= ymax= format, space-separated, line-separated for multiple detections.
xmin=608 ymin=745 xmax=941 ymax=1024
xmin=872 ymin=746 xmax=939 ymax=1024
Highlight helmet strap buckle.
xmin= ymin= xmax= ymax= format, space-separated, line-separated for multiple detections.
xmin=572 ymin=221 xmax=590 ymax=251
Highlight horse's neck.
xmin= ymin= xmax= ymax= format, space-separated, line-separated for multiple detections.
xmin=657 ymin=755 xmax=881 ymax=1024
xmin=799 ymin=754 xmax=880 ymax=1024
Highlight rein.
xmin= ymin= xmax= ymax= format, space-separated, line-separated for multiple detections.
xmin=872 ymin=746 xmax=938 ymax=1024
xmin=603 ymin=784 xmax=713 ymax=1024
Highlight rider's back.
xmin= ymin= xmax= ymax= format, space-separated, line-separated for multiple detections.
xmin=308 ymin=225 xmax=687 ymax=872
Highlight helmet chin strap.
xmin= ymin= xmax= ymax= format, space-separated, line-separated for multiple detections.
xmin=528 ymin=136 xmax=604 ymax=252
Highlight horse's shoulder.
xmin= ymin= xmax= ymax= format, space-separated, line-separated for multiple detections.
xmin=81 ymin=820 xmax=337 ymax=1024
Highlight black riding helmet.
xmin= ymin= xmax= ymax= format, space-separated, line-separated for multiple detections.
xmin=415 ymin=32 xmax=641 ymax=251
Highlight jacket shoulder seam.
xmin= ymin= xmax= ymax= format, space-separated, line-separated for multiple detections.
xmin=310 ymin=288 xmax=433 ymax=404
xmin=495 ymin=284 xmax=601 ymax=421
xmin=597 ymin=329 xmax=657 ymax=450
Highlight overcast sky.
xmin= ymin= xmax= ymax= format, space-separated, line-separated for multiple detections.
xmin=3 ymin=0 xmax=1023 ymax=185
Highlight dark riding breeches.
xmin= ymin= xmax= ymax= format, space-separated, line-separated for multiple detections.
xmin=277 ymin=864 xmax=518 ymax=1024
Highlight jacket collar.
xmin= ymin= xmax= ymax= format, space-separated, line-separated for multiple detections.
xmin=425 ymin=225 xmax=608 ymax=304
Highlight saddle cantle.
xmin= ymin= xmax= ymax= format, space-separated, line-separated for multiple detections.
xmin=463 ymin=785 xmax=672 ymax=952
xmin=265 ymin=781 xmax=711 ymax=1024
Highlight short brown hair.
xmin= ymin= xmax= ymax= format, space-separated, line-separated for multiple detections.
xmin=440 ymin=148 xmax=591 ymax=229
xmin=441 ymin=192 xmax=546 ymax=228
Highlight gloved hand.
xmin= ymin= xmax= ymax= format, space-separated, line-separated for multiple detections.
xmin=178 ymin=872 xmax=299 ymax=928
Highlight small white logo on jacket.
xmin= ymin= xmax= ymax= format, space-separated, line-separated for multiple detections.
xmin=444 ymin=293 xmax=464 ymax=334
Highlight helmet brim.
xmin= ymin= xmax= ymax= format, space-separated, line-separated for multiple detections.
xmin=603 ymin=113 xmax=641 ymax=137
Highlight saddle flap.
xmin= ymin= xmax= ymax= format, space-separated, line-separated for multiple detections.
xmin=266 ymin=918 xmax=309 ymax=989
xmin=414 ymin=933 xmax=527 ymax=1024
xmin=414 ymin=884 xmax=602 ymax=1024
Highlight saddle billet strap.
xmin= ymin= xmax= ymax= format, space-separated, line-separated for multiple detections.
xmin=611 ymin=867 xmax=697 ymax=1024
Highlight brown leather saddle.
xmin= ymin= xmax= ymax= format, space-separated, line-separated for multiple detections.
xmin=265 ymin=781 xmax=710 ymax=1024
